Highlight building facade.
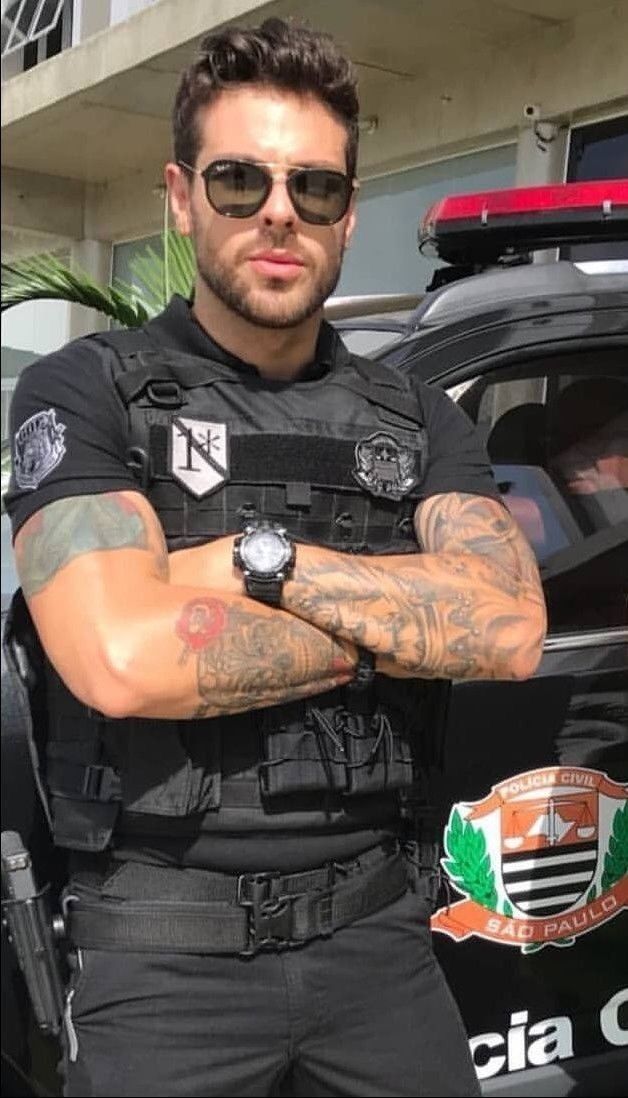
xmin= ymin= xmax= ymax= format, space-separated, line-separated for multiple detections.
xmin=2 ymin=0 xmax=628 ymax=438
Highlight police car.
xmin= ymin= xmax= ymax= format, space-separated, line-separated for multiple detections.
xmin=2 ymin=182 xmax=627 ymax=1097
xmin=332 ymin=179 xmax=628 ymax=1097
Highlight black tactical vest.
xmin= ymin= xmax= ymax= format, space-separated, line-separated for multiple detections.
xmin=28 ymin=324 xmax=439 ymax=853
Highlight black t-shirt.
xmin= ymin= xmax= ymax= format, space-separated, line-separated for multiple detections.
xmin=6 ymin=296 xmax=501 ymax=872
xmin=6 ymin=295 xmax=500 ymax=532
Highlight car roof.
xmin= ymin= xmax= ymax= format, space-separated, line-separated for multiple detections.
xmin=411 ymin=259 xmax=628 ymax=330
xmin=325 ymin=261 xmax=628 ymax=339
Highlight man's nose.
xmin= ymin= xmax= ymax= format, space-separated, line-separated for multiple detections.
xmin=260 ymin=178 xmax=297 ymax=227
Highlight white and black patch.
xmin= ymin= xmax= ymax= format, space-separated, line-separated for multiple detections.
xmin=353 ymin=431 xmax=418 ymax=501
xmin=14 ymin=408 xmax=67 ymax=490
xmin=170 ymin=416 xmax=229 ymax=498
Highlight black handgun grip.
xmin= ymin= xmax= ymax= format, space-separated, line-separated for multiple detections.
xmin=1 ymin=831 xmax=65 ymax=1035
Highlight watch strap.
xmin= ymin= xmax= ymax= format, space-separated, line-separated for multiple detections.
xmin=347 ymin=646 xmax=376 ymax=692
xmin=243 ymin=574 xmax=283 ymax=606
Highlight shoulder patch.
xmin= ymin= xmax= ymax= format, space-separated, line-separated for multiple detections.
xmin=14 ymin=409 xmax=67 ymax=490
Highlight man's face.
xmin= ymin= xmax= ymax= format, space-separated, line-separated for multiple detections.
xmin=552 ymin=415 xmax=628 ymax=495
xmin=168 ymin=86 xmax=356 ymax=329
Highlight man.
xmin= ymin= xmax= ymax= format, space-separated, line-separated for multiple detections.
xmin=548 ymin=377 xmax=628 ymax=517
xmin=5 ymin=19 xmax=546 ymax=1098
xmin=544 ymin=375 xmax=628 ymax=630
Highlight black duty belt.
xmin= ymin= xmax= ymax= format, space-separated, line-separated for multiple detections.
xmin=65 ymin=845 xmax=410 ymax=957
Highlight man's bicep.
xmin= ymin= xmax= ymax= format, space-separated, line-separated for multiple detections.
xmin=14 ymin=491 xmax=169 ymax=705
xmin=414 ymin=491 xmax=543 ymax=594
xmin=15 ymin=490 xmax=169 ymax=600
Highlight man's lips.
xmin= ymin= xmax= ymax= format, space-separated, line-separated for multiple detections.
xmin=249 ymin=251 xmax=305 ymax=280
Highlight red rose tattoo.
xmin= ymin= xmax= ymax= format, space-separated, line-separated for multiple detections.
xmin=176 ymin=598 xmax=227 ymax=664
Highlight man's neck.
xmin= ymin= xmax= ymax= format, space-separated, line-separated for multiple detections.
xmin=191 ymin=282 xmax=321 ymax=381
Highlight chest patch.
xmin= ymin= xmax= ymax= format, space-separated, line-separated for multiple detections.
xmin=170 ymin=416 xmax=229 ymax=498
xmin=353 ymin=431 xmax=419 ymax=501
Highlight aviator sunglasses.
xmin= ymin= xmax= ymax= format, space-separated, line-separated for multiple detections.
xmin=178 ymin=158 xmax=358 ymax=225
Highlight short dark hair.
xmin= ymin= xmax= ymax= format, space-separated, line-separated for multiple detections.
xmin=172 ymin=18 xmax=360 ymax=179
xmin=549 ymin=377 xmax=628 ymax=454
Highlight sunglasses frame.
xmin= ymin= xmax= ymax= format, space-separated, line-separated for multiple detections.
xmin=178 ymin=158 xmax=359 ymax=225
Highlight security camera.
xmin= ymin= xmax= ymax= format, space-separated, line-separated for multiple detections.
xmin=523 ymin=104 xmax=541 ymax=121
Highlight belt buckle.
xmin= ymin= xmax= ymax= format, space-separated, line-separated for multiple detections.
xmin=236 ymin=872 xmax=294 ymax=956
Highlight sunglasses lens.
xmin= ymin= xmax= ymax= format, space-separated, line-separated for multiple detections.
xmin=289 ymin=169 xmax=352 ymax=224
xmin=202 ymin=161 xmax=352 ymax=223
xmin=205 ymin=161 xmax=269 ymax=217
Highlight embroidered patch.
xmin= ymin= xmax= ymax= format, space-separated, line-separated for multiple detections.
xmin=353 ymin=432 xmax=418 ymax=501
xmin=170 ymin=416 xmax=229 ymax=498
xmin=14 ymin=409 xmax=67 ymax=490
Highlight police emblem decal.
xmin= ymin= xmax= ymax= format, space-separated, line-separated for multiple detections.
xmin=170 ymin=416 xmax=229 ymax=498
xmin=431 ymin=766 xmax=628 ymax=954
xmin=353 ymin=432 xmax=418 ymax=500
xmin=14 ymin=408 xmax=67 ymax=490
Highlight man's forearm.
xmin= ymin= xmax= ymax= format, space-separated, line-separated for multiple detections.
xmin=120 ymin=584 xmax=356 ymax=719
xmin=281 ymin=543 xmax=545 ymax=682
xmin=16 ymin=494 xmax=355 ymax=721
xmin=168 ymin=495 xmax=546 ymax=683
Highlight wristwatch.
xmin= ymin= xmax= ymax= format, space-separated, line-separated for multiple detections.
xmin=233 ymin=522 xmax=296 ymax=605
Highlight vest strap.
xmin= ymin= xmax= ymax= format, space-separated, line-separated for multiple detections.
xmin=47 ymin=760 xmax=121 ymax=803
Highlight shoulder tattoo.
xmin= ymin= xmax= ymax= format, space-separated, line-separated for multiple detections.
xmin=16 ymin=492 xmax=167 ymax=597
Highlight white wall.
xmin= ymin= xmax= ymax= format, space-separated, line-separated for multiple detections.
xmin=2 ymin=299 xmax=70 ymax=355
xmin=110 ymin=0 xmax=160 ymax=25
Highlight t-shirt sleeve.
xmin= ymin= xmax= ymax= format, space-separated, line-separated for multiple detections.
xmin=415 ymin=380 xmax=501 ymax=501
xmin=5 ymin=338 xmax=141 ymax=539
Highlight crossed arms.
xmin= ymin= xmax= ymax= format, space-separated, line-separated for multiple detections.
xmin=15 ymin=488 xmax=546 ymax=720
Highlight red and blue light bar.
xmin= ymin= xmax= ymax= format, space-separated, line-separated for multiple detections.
xmin=419 ymin=179 xmax=628 ymax=264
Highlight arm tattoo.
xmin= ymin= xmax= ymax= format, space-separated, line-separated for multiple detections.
xmin=16 ymin=493 xmax=169 ymax=597
xmin=416 ymin=492 xmax=543 ymax=597
xmin=175 ymin=597 xmax=353 ymax=718
xmin=282 ymin=493 xmax=546 ymax=682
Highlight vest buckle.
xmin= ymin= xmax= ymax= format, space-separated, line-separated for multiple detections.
xmin=145 ymin=380 xmax=184 ymax=408
xmin=81 ymin=765 xmax=121 ymax=802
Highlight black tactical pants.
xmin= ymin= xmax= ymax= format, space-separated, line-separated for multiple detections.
xmin=61 ymin=886 xmax=480 ymax=1097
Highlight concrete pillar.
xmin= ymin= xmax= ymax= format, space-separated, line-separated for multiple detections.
xmin=67 ymin=239 xmax=113 ymax=339
xmin=515 ymin=121 xmax=570 ymax=263
xmin=515 ymin=121 xmax=570 ymax=187
xmin=72 ymin=0 xmax=111 ymax=46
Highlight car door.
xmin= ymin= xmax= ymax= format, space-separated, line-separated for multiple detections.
xmin=418 ymin=343 xmax=627 ymax=1096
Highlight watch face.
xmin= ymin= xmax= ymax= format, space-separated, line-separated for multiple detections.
xmin=242 ymin=530 xmax=290 ymax=574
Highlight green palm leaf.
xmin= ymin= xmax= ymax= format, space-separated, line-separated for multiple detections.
xmin=1 ymin=253 xmax=148 ymax=327
xmin=1 ymin=232 xmax=196 ymax=326
xmin=126 ymin=232 xmax=195 ymax=315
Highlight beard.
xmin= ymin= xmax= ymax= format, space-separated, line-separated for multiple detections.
xmin=193 ymin=230 xmax=344 ymax=330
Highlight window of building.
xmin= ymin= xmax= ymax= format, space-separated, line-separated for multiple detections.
xmin=454 ymin=350 xmax=628 ymax=635
xmin=564 ymin=115 xmax=628 ymax=261
xmin=336 ymin=144 xmax=517 ymax=297
xmin=111 ymin=232 xmax=163 ymax=294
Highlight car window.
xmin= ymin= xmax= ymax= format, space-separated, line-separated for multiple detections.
xmin=451 ymin=349 xmax=628 ymax=635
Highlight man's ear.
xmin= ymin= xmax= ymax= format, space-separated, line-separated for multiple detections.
xmin=343 ymin=198 xmax=357 ymax=249
xmin=165 ymin=163 xmax=192 ymax=236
